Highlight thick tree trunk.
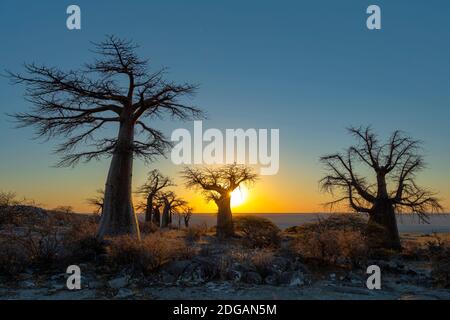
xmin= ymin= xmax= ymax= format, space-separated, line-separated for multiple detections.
xmin=145 ymin=195 xmax=153 ymax=222
xmin=161 ymin=203 xmax=171 ymax=228
xmin=152 ymin=206 xmax=161 ymax=227
xmin=97 ymin=121 xmax=140 ymax=240
xmin=216 ymin=195 xmax=234 ymax=239
xmin=369 ymin=199 xmax=401 ymax=250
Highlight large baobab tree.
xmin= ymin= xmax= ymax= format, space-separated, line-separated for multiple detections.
xmin=7 ymin=36 xmax=203 ymax=239
xmin=182 ymin=164 xmax=258 ymax=239
xmin=137 ymin=170 xmax=173 ymax=222
xmin=320 ymin=126 xmax=443 ymax=250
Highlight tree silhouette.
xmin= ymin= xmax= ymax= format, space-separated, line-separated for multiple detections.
xmin=181 ymin=206 xmax=194 ymax=228
xmin=182 ymin=164 xmax=258 ymax=238
xmin=157 ymin=191 xmax=187 ymax=228
xmin=86 ymin=189 xmax=105 ymax=215
xmin=320 ymin=126 xmax=443 ymax=250
xmin=7 ymin=36 xmax=204 ymax=239
xmin=137 ymin=170 xmax=174 ymax=222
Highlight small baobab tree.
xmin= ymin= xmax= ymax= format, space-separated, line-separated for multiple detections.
xmin=320 ymin=126 xmax=443 ymax=250
xmin=86 ymin=189 xmax=105 ymax=215
xmin=137 ymin=170 xmax=173 ymax=222
xmin=182 ymin=206 xmax=194 ymax=228
xmin=7 ymin=36 xmax=204 ymax=239
xmin=158 ymin=191 xmax=187 ymax=228
xmin=182 ymin=164 xmax=258 ymax=239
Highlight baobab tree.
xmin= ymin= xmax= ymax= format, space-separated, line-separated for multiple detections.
xmin=181 ymin=206 xmax=194 ymax=228
xmin=7 ymin=36 xmax=203 ymax=239
xmin=137 ymin=170 xmax=173 ymax=222
xmin=182 ymin=164 xmax=258 ymax=239
xmin=86 ymin=189 xmax=105 ymax=215
xmin=158 ymin=191 xmax=187 ymax=228
xmin=320 ymin=126 xmax=443 ymax=250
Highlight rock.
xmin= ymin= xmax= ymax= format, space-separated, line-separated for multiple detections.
xmin=178 ymin=257 xmax=219 ymax=283
xmin=225 ymin=270 xmax=242 ymax=282
xmin=108 ymin=276 xmax=129 ymax=289
xmin=271 ymin=257 xmax=290 ymax=272
xmin=279 ymin=271 xmax=306 ymax=287
xmin=88 ymin=280 xmax=104 ymax=289
xmin=164 ymin=260 xmax=191 ymax=277
xmin=289 ymin=272 xmax=306 ymax=286
xmin=115 ymin=288 xmax=134 ymax=299
xmin=264 ymin=274 xmax=279 ymax=285
xmin=19 ymin=273 xmax=33 ymax=280
xmin=161 ymin=271 xmax=176 ymax=284
xmin=20 ymin=280 xmax=35 ymax=289
xmin=242 ymin=272 xmax=262 ymax=285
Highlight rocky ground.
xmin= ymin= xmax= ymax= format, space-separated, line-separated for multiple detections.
xmin=1 ymin=255 xmax=450 ymax=300
xmin=1 ymin=206 xmax=449 ymax=300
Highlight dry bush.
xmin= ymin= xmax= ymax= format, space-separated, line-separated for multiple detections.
xmin=1 ymin=219 xmax=62 ymax=267
xmin=185 ymin=222 xmax=208 ymax=242
xmin=139 ymin=221 xmax=158 ymax=234
xmin=0 ymin=238 xmax=30 ymax=276
xmin=62 ymin=215 xmax=103 ymax=262
xmin=0 ymin=205 xmax=46 ymax=226
xmin=234 ymin=216 xmax=281 ymax=248
xmin=289 ymin=215 xmax=375 ymax=267
xmin=249 ymin=249 xmax=275 ymax=276
xmin=106 ymin=232 xmax=192 ymax=274
xmin=427 ymin=235 xmax=450 ymax=288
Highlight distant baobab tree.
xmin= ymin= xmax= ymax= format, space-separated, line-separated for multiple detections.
xmin=157 ymin=191 xmax=187 ymax=228
xmin=137 ymin=170 xmax=173 ymax=222
xmin=320 ymin=126 xmax=443 ymax=250
xmin=7 ymin=36 xmax=204 ymax=239
xmin=86 ymin=189 xmax=105 ymax=215
xmin=182 ymin=206 xmax=193 ymax=228
xmin=182 ymin=164 xmax=258 ymax=239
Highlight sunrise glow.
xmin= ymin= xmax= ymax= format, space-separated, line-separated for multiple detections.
xmin=230 ymin=185 xmax=248 ymax=207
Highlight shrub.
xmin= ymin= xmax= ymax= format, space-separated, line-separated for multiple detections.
xmin=234 ymin=216 xmax=281 ymax=248
xmin=289 ymin=214 xmax=372 ymax=267
xmin=106 ymin=232 xmax=192 ymax=274
xmin=185 ymin=222 xmax=208 ymax=242
xmin=62 ymin=217 xmax=104 ymax=263
xmin=427 ymin=235 xmax=450 ymax=288
xmin=139 ymin=221 xmax=158 ymax=234
xmin=249 ymin=249 xmax=275 ymax=276
xmin=0 ymin=238 xmax=29 ymax=276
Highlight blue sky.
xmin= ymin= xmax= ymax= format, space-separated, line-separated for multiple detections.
xmin=0 ymin=0 xmax=449 ymax=212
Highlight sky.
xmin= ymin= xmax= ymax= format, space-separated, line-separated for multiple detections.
xmin=0 ymin=0 xmax=449 ymax=213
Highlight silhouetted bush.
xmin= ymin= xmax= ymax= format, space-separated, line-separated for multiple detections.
xmin=0 ymin=239 xmax=29 ymax=276
xmin=62 ymin=216 xmax=103 ymax=262
xmin=139 ymin=221 xmax=158 ymax=234
xmin=289 ymin=215 xmax=377 ymax=267
xmin=427 ymin=235 xmax=450 ymax=288
xmin=185 ymin=222 xmax=208 ymax=242
xmin=234 ymin=216 xmax=281 ymax=248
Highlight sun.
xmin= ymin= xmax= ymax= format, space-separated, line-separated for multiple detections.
xmin=230 ymin=185 xmax=248 ymax=207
